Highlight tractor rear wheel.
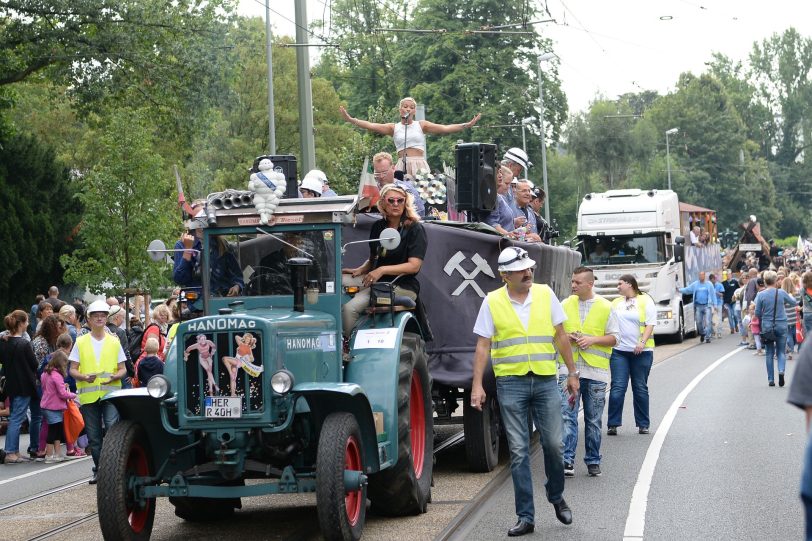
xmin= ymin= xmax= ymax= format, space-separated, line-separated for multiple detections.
xmin=316 ymin=412 xmax=367 ymax=541
xmin=97 ymin=421 xmax=155 ymax=541
xmin=368 ymin=332 xmax=433 ymax=516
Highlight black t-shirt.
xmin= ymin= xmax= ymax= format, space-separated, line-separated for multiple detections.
xmin=722 ymin=278 xmax=739 ymax=304
xmin=368 ymin=220 xmax=428 ymax=293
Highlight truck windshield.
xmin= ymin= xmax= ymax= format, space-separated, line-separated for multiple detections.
xmin=212 ymin=230 xmax=336 ymax=297
xmin=578 ymin=234 xmax=666 ymax=266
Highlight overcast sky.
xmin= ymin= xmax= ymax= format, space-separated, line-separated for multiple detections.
xmin=238 ymin=0 xmax=812 ymax=114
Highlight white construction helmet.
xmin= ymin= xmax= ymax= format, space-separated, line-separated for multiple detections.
xmin=87 ymin=299 xmax=111 ymax=315
xmin=300 ymin=175 xmax=324 ymax=195
xmin=304 ymin=169 xmax=328 ymax=184
xmin=503 ymin=147 xmax=532 ymax=171
xmin=497 ymin=247 xmax=536 ymax=272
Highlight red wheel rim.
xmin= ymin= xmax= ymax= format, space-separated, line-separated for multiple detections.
xmin=409 ymin=369 xmax=426 ymax=478
xmin=126 ymin=442 xmax=151 ymax=533
xmin=344 ymin=436 xmax=363 ymax=526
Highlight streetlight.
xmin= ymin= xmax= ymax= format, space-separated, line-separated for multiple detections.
xmin=665 ymin=127 xmax=678 ymax=190
xmin=537 ymin=52 xmax=555 ymax=223
xmin=521 ymin=117 xmax=534 ymax=180
xmin=265 ymin=0 xmax=276 ymax=154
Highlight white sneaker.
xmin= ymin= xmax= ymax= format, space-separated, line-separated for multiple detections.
xmin=44 ymin=455 xmax=60 ymax=464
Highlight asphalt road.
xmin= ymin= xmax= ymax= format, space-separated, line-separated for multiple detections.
xmin=452 ymin=333 xmax=806 ymax=540
xmin=0 ymin=334 xmax=805 ymax=540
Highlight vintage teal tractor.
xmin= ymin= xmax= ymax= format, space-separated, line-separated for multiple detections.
xmin=96 ymin=195 xmax=433 ymax=541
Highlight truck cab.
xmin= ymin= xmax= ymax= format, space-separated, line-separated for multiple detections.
xmin=575 ymin=189 xmax=720 ymax=341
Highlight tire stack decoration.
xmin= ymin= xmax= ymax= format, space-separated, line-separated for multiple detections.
xmin=414 ymin=172 xmax=448 ymax=215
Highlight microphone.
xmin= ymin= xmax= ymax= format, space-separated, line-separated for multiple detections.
xmin=401 ymin=113 xmax=409 ymax=123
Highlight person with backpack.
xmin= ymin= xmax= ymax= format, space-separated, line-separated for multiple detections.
xmin=130 ymin=306 xmax=169 ymax=387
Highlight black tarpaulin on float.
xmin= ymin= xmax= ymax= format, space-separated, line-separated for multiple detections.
xmin=342 ymin=214 xmax=581 ymax=388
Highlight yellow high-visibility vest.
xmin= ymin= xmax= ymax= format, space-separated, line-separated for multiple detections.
xmin=612 ymin=294 xmax=656 ymax=349
xmin=487 ymin=284 xmax=557 ymax=377
xmin=561 ymin=295 xmax=613 ymax=369
xmin=75 ymin=333 xmax=122 ymax=405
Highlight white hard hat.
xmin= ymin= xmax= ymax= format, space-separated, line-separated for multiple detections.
xmin=87 ymin=299 xmax=111 ymax=315
xmin=304 ymin=169 xmax=328 ymax=184
xmin=503 ymin=147 xmax=532 ymax=171
xmin=300 ymin=175 xmax=323 ymax=195
xmin=498 ymin=247 xmax=536 ymax=272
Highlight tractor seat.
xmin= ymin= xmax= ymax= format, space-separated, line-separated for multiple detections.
xmin=366 ymin=295 xmax=416 ymax=314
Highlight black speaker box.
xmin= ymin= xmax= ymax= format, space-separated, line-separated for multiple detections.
xmin=455 ymin=143 xmax=497 ymax=211
xmin=252 ymin=155 xmax=299 ymax=199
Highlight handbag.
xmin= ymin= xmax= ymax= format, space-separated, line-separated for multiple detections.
xmin=0 ymin=372 xmax=6 ymax=402
xmin=64 ymin=400 xmax=85 ymax=444
xmin=798 ymin=316 xmax=806 ymax=344
xmin=760 ymin=290 xmax=779 ymax=344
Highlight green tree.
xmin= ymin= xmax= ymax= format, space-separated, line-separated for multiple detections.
xmin=0 ymin=131 xmax=76 ymax=313
xmin=60 ymin=109 xmax=176 ymax=294
xmin=648 ymin=73 xmax=780 ymax=234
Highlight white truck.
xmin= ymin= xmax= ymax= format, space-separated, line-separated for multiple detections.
xmin=574 ymin=189 xmax=722 ymax=342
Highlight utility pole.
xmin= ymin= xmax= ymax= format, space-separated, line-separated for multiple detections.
xmin=295 ymin=0 xmax=316 ymax=173
xmin=265 ymin=1 xmax=276 ymax=154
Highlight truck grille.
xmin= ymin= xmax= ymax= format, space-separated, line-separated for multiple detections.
xmin=180 ymin=330 xmax=265 ymax=417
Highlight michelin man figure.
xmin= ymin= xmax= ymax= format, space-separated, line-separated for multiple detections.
xmin=249 ymin=157 xmax=287 ymax=225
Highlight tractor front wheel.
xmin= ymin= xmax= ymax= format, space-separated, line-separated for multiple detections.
xmin=97 ymin=421 xmax=155 ymax=541
xmin=317 ymin=412 xmax=367 ymax=541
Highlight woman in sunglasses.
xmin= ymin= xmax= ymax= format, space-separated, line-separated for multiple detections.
xmin=341 ymin=184 xmax=428 ymax=336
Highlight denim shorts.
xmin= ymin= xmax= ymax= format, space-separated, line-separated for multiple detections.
xmin=42 ymin=408 xmax=64 ymax=425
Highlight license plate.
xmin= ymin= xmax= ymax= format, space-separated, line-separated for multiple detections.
xmin=204 ymin=396 xmax=242 ymax=418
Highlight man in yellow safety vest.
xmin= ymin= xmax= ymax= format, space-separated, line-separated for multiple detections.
xmin=68 ymin=299 xmax=127 ymax=484
xmin=558 ymin=267 xmax=619 ymax=478
xmin=471 ymin=246 xmax=579 ymax=537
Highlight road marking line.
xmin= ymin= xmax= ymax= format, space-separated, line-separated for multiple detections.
xmin=0 ymin=457 xmax=89 ymax=486
xmin=622 ymin=346 xmax=744 ymax=540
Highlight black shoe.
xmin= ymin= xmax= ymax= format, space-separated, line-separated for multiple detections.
xmin=607 ymin=426 xmax=618 ymax=436
xmin=769 ymin=381 xmax=776 ymax=387
xmin=779 ymin=373 xmax=785 ymax=387
xmin=700 ymin=335 xmax=705 ymax=343
xmin=564 ymin=462 xmax=575 ymax=477
xmin=553 ymin=499 xmax=572 ymax=525
xmin=638 ymin=427 xmax=650 ymax=434
xmin=587 ymin=464 xmax=602 ymax=477
xmin=508 ymin=520 xmax=534 ymax=537
xmin=88 ymin=474 xmax=97 ymax=485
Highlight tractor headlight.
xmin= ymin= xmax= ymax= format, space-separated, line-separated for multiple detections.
xmin=271 ymin=370 xmax=294 ymax=395
xmin=147 ymin=375 xmax=172 ymax=399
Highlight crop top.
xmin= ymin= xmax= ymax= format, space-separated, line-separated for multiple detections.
xmin=393 ymin=121 xmax=426 ymax=153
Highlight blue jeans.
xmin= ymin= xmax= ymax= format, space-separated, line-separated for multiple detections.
xmin=695 ymin=304 xmax=711 ymax=338
xmin=497 ymin=374 xmax=565 ymax=524
xmin=4 ymin=395 xmax=36 ymax=454
xmin=608 ymin=349 xmax=653 ymax=429
xmin=801 ymin=431 xmax=812 ymax=540
xmin=79 ymin=399 xmax=120 ymax=468
xmin=724 ymin=303 xmax=739 ymax=332
xmin=763 ymin=326 xmax=787 ymax=383
xmin=558 ymin=376 xmax=606 ymax=465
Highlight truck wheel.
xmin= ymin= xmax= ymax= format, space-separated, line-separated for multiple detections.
xmin=674 ymin=307 xmax=685 ymax=343
xmin=97 ymin=420 xmax=155 ymax=541
xmin=369 ymin=332 xmax=433 ymax=516
xmin=317 ymin=412 xmax=367 ymax=541
xmin=463 ymin=391 xmax=500 ymax=472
